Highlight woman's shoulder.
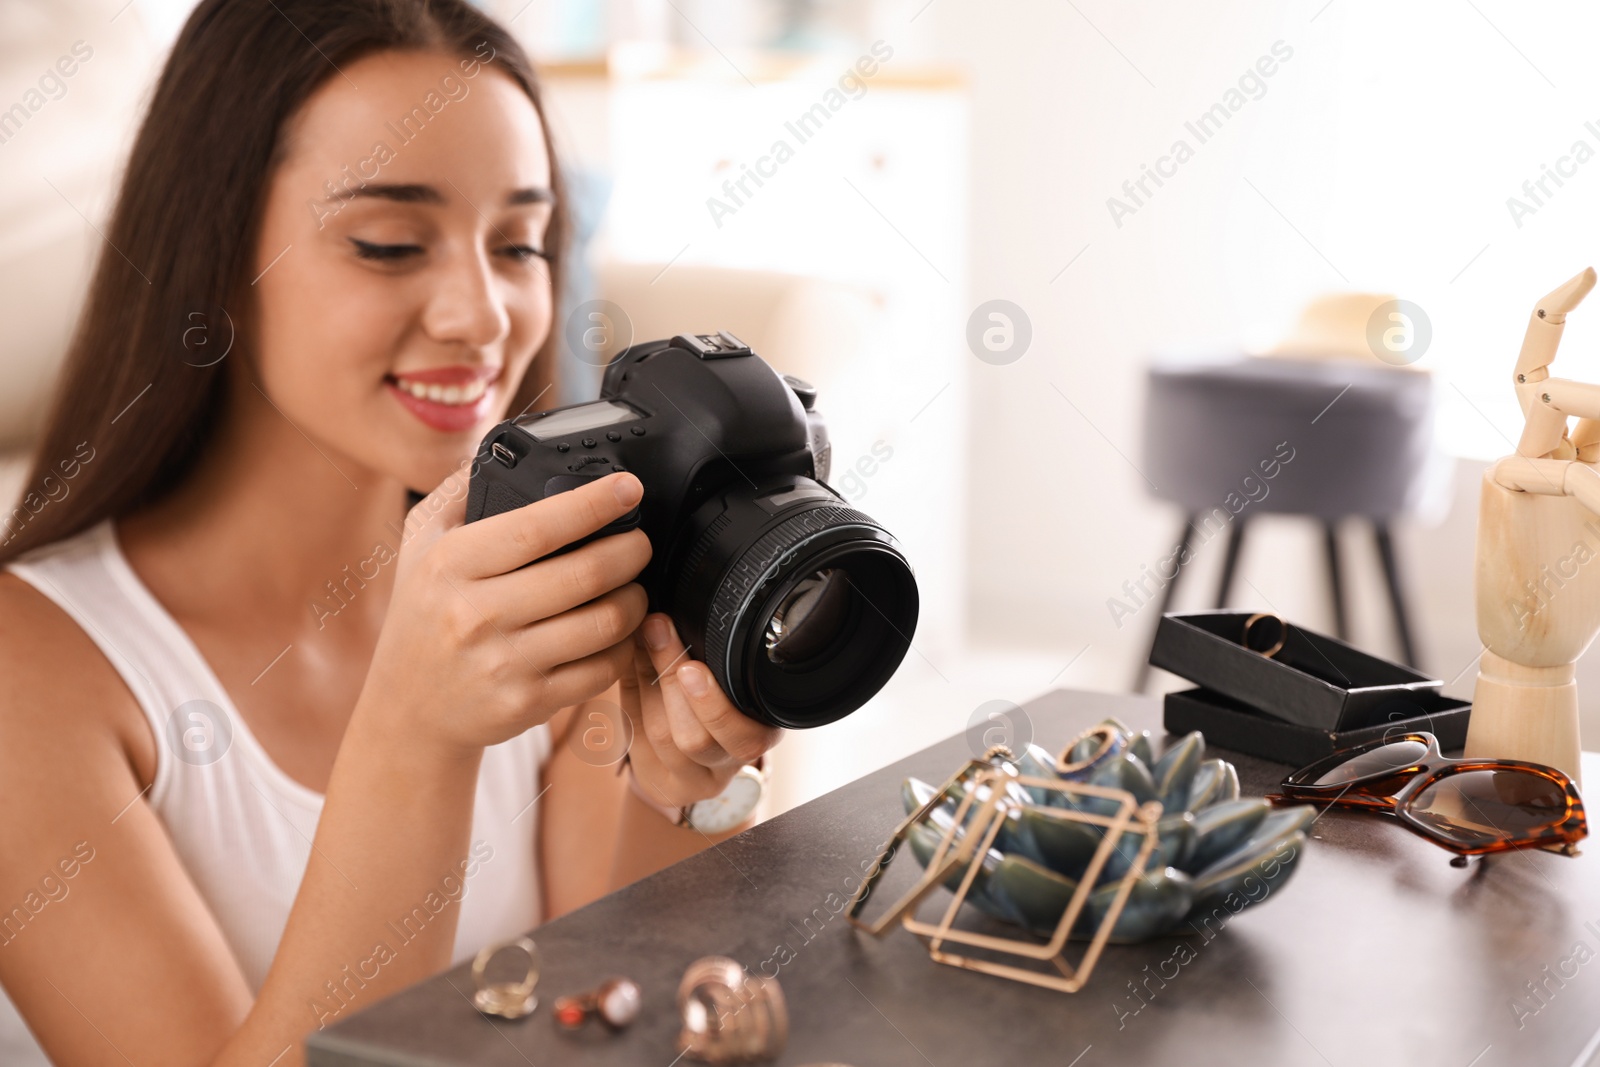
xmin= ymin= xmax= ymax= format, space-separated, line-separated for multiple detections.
xmin=0 ymin=570 xmax=156 ymax=785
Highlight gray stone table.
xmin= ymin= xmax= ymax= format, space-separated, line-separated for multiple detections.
xmin=307 ymin=688 xmax=1600 ymax=1067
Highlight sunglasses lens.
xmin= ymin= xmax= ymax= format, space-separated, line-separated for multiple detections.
xmin=1409 ymin=769 xmax=1568 ymax=846
xmin=1313 ymin=739 xmax=1429 ymax=786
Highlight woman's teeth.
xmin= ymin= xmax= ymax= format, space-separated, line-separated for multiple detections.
xmin=392 ymin=377 xmax=489 ymax=405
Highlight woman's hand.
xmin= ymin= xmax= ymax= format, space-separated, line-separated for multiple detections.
xmin=619 ymin=613 xmax=784 ymax=808
xmin=361 ymin=470 xmax=652 ymax=756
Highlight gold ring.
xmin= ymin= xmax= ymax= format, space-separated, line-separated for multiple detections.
xmin=1054 ymin=723 xmax=1117 ymax=777
xmin=677 ymin=956 xmax=788 ymax=1062
xmin=472 ymin=937 xmax=541 ymax=1020
xmin=1242 ymin=612 xmax=1287 ymax=659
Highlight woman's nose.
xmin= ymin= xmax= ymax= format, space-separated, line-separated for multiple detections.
xmin=422 ymin=250 xmax=509 ymax=349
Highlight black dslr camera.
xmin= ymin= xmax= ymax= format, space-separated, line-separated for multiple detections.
xmin=465 ymin=332 xmax=919 ymax=729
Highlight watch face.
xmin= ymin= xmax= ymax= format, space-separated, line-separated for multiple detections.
xmin=687 ymin=770 xmax=763 ymax=833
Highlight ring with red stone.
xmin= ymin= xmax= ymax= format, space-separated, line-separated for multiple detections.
xmin=553 ymin=977 xmax=642 ymax=1032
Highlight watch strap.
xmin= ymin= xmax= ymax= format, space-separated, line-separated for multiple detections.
xmin=621 ymin=755 xmax=690 ymax=827
xmin=620 ymin=754 xmax=769 ymax=827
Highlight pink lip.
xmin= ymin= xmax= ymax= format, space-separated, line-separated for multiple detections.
xmin=390 ymin=364 xmax=502 ymax=386
xmin=385 ymin=365 xmax=502 ymax=433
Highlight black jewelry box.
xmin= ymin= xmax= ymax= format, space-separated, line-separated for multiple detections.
xmin=1163 ymin=686 xmax=1472 ymax=766
xmin=1148 ymin=611 xmax=1442 ymax=732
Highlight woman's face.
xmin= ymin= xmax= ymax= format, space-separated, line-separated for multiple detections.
xmin=249 ymin=48 xmax=554 ymax=491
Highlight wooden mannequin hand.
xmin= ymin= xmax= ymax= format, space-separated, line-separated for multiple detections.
xmin=1477 ymin=460 xmax=1600 ymax=668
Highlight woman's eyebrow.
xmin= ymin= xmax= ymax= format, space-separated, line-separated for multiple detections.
xmin=326 ymin=182 xmax=443 ymax=204
xmin=323 ymin=183 xmax=553 ymax=206
xmin=507 ymin=186 xmax=553 ymax=206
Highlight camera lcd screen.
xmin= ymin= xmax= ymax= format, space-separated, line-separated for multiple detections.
xmin=519 ymin=400 xmax=640 ymax=441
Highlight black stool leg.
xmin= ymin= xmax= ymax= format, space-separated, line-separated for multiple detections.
xmin=1374 ymin=521 xmax=1420 ymax=669
xmin=1323 ymin=520 xmax=1348 ymax=641
xmin=1214 ymin=517 xmax=1248 ymax=609
xmin=1135 ymin=514 xmax=1199 ymax=692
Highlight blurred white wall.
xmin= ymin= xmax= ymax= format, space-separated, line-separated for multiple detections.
xmin=0 ymin=0 xmax=165 ymax=486
xmin=9 ymin=0 xmax=1600 ymax=803
xmin=889 ymin=0 xmax=1600 ymax=726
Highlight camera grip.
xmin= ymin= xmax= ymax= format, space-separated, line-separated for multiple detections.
xmin=538 ymin=473 xmax=642 ymax=558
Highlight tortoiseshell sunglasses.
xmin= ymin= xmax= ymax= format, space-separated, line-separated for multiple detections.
xmin=1266 ymin=732 xmax=1586 ymax=857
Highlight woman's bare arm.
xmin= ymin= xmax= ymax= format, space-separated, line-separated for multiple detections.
xmin=536 ymin=702 xmax=628 ymax=919
xmin=538 ymin=690 xmax=761 ymax=921
xmin=540 ymin=608 xmax=784 ymax=920
xmin=0 ymin=580 xmax=491 ymax=1067
xmin=0 ymin=576 xmax=256 ymax=1067
xmin=0 ymin=475 xmax=652 ymax=1067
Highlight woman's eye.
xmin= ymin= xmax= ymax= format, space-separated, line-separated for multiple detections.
xmin=350 ymin=238 xmax=423 ymax=261
xmin=499 ymin=244 xmax=550 ymax=263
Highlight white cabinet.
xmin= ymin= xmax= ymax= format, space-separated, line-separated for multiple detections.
xmin=557 ymin=53 xmax=968 ymax=654
xmin=544 ymin=53 xmax=971 ymax=809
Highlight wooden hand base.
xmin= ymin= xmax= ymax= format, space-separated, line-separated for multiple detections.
xmin=1466 ymin=651 xmax=1584 ymax=786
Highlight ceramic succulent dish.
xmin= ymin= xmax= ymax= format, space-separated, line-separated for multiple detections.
xmin=900 ymin=719 xmax=1316 ymax=942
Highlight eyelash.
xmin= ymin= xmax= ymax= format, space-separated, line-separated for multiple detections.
xmin=348 ymin=238 xmax=550 ymax=263
xmin=350 ymin=238 xmax=421 ymax=261
xmin=502 ymin=244 xmax=552 ymax=263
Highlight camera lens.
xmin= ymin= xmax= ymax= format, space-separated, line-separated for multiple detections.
xmin=764 ymin=568 xmax=850 ymax=664
xmin=669 ymin=478 xmax=919 ymax=729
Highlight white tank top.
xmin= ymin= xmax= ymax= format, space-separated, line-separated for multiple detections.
xmin=0 ymin=519 xmax=551 ymax=1066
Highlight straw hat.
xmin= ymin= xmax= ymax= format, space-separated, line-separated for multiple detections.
xmin=1262 ymin=292 xmax=1430 ymax=370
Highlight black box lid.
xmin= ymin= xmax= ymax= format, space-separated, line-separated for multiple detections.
xmin=1149 ymin=611 xmax=1442 ymax=731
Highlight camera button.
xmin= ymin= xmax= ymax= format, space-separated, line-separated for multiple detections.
xmin=630 ymin=426 xmax=646 ymax=436
xmin=582 ymin=437 xmax=598 ymax=448
xmin=606 ymin=431 xmax=621 ymax=442
xmin=556 ymin=442 xmax=571 ymax=453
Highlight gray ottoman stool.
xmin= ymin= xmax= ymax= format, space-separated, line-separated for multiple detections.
xmin=1134 ymin=356 xmax=1437 ymax=689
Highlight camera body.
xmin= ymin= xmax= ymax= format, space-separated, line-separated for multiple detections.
xmin=465 ymin=332 xmax=918 ymax=729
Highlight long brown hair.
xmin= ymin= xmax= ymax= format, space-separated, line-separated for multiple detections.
xmin=0 ymin=0 xmax=565 ymax=563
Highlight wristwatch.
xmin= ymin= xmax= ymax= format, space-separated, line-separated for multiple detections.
xmin=624 ymin=757 xmax=766 ymax=833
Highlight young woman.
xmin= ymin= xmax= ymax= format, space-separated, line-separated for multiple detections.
xmin=0 ymin=3 xmax=782 ymax=1064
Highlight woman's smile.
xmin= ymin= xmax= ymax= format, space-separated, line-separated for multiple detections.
xmin=385 ymin=364 xmax=503 ymax=433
